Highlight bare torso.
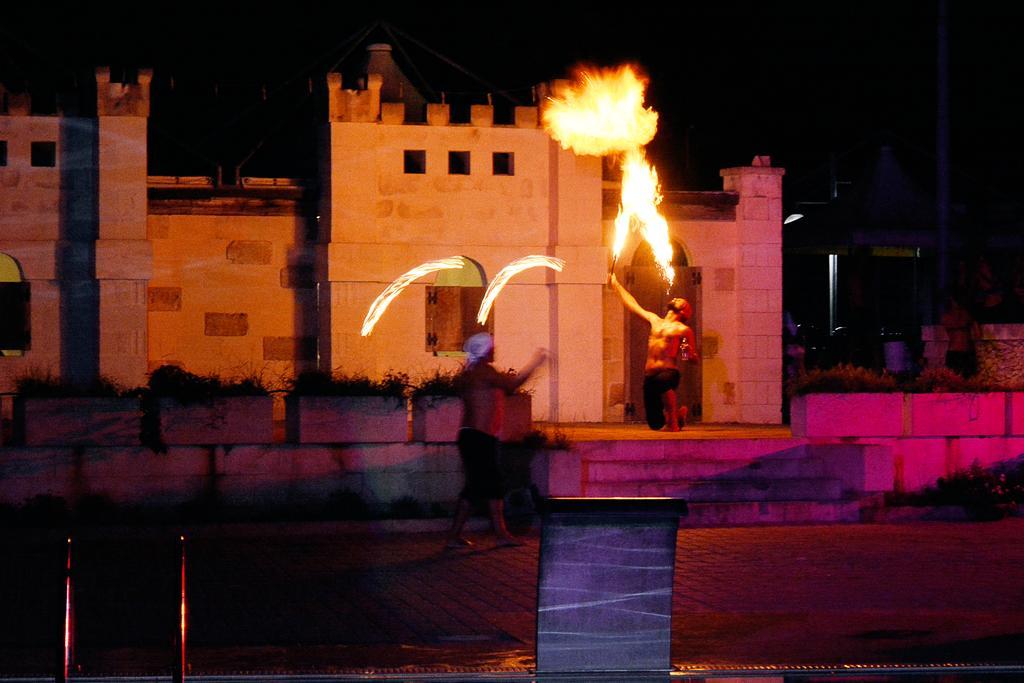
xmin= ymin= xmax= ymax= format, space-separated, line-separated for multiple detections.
xmin=458 ymin=363 xmax=512 ymax=437
xmin=645 ymin=318 xmax=689 ymax=373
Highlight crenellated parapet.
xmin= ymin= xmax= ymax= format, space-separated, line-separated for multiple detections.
xmin=96 ymin=67 xmax=152 ymax=117
xmin=327 ymin=72 xmax=383 ymax=123
xmin=325 ymin=71 xmax=540 ymax=128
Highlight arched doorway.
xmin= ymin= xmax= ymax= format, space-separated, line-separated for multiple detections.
xmin=426 ymin=256 xmax=492 ymax=357
xmin=623 ymin=241 xmax=702 ymax=424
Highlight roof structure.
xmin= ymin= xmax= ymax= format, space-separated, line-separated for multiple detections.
xmin=1 ymin=19 xmax=528 ymax=180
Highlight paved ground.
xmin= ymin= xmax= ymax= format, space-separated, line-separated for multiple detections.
xmin=3 ymin=517 xmax=1024 ymax=679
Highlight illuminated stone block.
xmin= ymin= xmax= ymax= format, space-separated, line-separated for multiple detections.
xmin=909 ymin=392 xmax=1005 ymax=437
xmin=789 ymin=393 xmax=904 ymax=438
xmin=159 ymin=396 xmax=273 ymax=445
xmin=410 ymin=396 xmax=461 ymax=442
xmin=14 ymin=397 xmax=141 ymax=446
xmin=285 ymin=395 xmax=408 ymax=444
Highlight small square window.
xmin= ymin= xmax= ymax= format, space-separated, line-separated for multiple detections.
xmin=404 ymin=149 xmax=426 ymax=174
xmin=493 ymin=152 xmax=514 ymax=176
xmin=31 ymin=141 xmax=56 ymax=168
xmin=0 ymin=141 xmax=7 ymax=167
xmin=448 ymin=151 xmax=470 ymax=175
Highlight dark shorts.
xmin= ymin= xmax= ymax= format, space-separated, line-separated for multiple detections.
xmin=457 ymin=428 xmax=504 ymax=503
xmin=643 ymin=369 xmax=681 ymax=430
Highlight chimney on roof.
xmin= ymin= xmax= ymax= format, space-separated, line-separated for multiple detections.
xmin=362 ymin=43 xmax=427 ymax=122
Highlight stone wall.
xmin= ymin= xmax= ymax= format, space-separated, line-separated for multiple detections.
xmin=147 ymin=191 xmax=317 ymax=382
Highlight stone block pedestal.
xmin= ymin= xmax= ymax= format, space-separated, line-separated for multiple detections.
xmin=535 ymin=497 xmax=687 ymax=674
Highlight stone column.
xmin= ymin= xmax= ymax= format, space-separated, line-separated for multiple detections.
xmin=95 ymin=67 xmax=152 ymax=388
xmin=720 ymin=157 xmax=785 ymax=424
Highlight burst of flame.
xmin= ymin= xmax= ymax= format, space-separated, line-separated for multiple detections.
xmin=542 ymin=66 xmax=658 ymax=156
xmin=618 ymin=149 xmax=674 ymax=284
xmin=361 ymin=257 xmax=465 ymax=336
xmin=542 ymin=65 xmax=674 ymax=285
xmin=477 ymin=255 xmax=566 ymax=325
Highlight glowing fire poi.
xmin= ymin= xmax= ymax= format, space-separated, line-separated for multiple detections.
xmin=361 ymin=256 xmax=465 ymax=336
xmin=476 ymin=255 xmax=566 ymax=325
xmin=542 ymin=65 xmax=675 ymax=285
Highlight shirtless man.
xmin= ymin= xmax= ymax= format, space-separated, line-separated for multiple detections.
xmin=610 ymin=273 xmax=699 ymax=431
xmin=445 ymin=332 xmax=548 ymax=549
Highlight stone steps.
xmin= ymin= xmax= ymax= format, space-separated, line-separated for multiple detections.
xmin=584 ymin=476 xmax=844 ymax=502
xmin=680 ymin=499 xmax=865 ymax=526
xmin=563 ymin=438 xmax=891 ymax=525
xmin=585 ymin=454 xmax=831 ymax=482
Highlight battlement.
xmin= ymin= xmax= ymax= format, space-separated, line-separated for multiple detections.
xmin=96 ymin=67 xmax=152 ymax=117
xmin=326 ymin=71 xmax=539 ymax=128
xmin=0 ymin=84 xmax=32 ymax=116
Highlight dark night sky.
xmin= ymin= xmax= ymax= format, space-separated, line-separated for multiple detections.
xmin=4 ymin=2 xmax=1024 ymax=199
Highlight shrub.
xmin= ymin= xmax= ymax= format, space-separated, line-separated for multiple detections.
xmin=788 ymin=363 xmax=1022 ymax=396
xmin=410 ymin=369 xmax=461 ymax=398
xmin=147 ymin=365 xmax=268 ymax=403
xmin=15 ymin=370 xmax=134 ymax=398
xmin=514 ymin=427 xmax=572 ymax=451
xmin=289 ymin=369 xmax=408 ymax=399
xmin=787 ymin=364 xmax=898 ymax=396
xmin=902 ymin=366 xmax=995 ymax=393
xmin=888 ymin=459 xmax=1024 ymax=519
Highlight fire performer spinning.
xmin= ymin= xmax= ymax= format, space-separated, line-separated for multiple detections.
xmin=609 ymin=273 xmax=698 ymax=432
xmin=445 ymin=333 xmax=548 ymax=550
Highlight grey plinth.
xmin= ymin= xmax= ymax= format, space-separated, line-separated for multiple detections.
xmin=535 ymin=497 xmax=687 ymax=674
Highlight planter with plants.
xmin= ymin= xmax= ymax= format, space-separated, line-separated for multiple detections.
xmin=285 ymin=370 xmax=409 ymax=444
xmin=901 ymin=368 xmax=1006 ymax=437
xmin=12 ymin=373 xmax=142 ymax=447
xmin=146 ymin=365 xmax=273 ymax=447
xmin=409 ymin=369 xmax=462 ymax=442
xmin=788 ymin=365 xmax=902 ymax=438
xmin=789 ymin=365 xmax=1015 ymax=438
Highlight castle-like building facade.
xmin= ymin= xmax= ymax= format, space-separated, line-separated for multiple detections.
xmin=0 ymin=46 xmax=784 ymax=424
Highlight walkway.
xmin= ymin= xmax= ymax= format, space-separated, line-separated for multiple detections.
xmin=3 ymin=518 xmax=1024 ymax=678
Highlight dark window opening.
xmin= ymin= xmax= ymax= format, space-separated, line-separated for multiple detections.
xmin=0 ymin=283 xmax=30 ymax=352
xmin=448 ymin=151 xmax=470 ymax=175
xmin=493 ymin=152 xmax=514 ymax=176
xmin=0 ymin=141 xmax=7 ymax=167
xmin=30 ymin=141 xmax=56 ymax=168
xmin=404 ymin=149 xmax=426 ymax=174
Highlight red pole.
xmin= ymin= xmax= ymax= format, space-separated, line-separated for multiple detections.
xmin=173 ymin=534 xmax=186 ymax=683
xmin=56 ymin=536 xmax=72 ymax=683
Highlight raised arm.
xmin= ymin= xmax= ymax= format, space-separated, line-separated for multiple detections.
xmin=490 ymin=348 xmax=549 ymax=393
xmin=609 ymin=273 xmax=659 ymax=325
